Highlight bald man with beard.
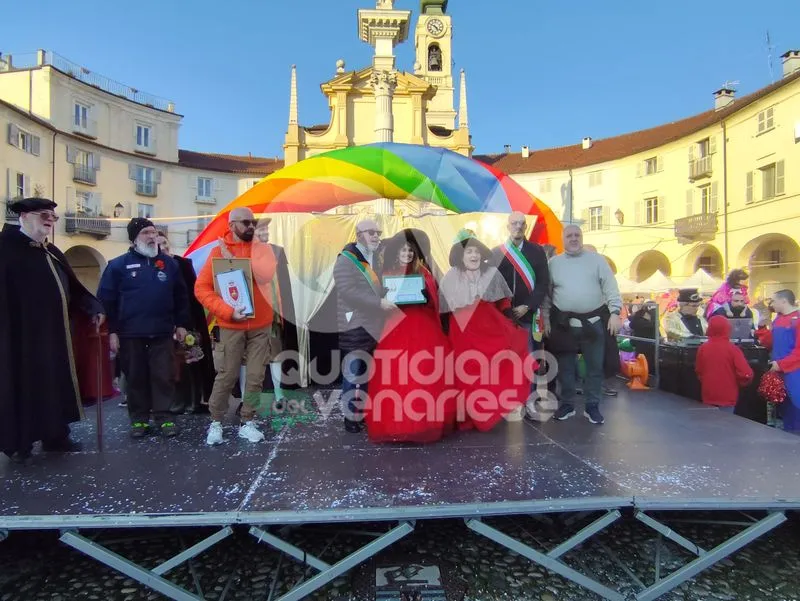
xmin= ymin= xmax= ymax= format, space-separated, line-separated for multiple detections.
xmin=195 ymin=207 xmax=278 ymax=446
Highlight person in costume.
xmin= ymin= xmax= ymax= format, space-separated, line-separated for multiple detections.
xmin=98 ymin=218 xmax=190 ymax=438
xmin=663 ymin=288 xmax=708 ymax=341
xmin=333 ymin=219 xmax=396 ymax=433
xmin=157 ymin=232 xmax=214 ymax=414
xmin=439 ymin=230 xmax=534 ymax=432
xmin=195 ymin=207 xmax=276 ymax=446
xmin=755 ymin=289 xmax=800 ymax=432
xmin=710 ymin=289 xmax=754 ymax=321
xmin=695 ymin=315 xmax=754 ymax=412
xmin=0 ymin=198 xmax=106 ymax=463
xmin=706 ymin=269 xmax=750 ymax=319
xmin=366 ymin=229 xmax=454 ymax=443
xmin=253 ymin=219 xmax=299 ymax=406
xmin=544 ymin=225 xmax=622 ymax=425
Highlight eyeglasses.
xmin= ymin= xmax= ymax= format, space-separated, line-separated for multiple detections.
xmin=358 ymin=229 xmax=382 ymax=236
xmin=31 ymin=211 xmax=59 ymax=222
xmin=234 ymin=219 xmax=258 ymax=227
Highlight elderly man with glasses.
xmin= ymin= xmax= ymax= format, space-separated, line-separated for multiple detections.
xmin=0 ymin=198 xmax=106 ymax=463
xmin=663 ymin=288 xmax=708 ymax=342
xmin=333 ymin=219 xmax=396 ymax=433
xmin=195 ymin=207 xmax=279 ymax=446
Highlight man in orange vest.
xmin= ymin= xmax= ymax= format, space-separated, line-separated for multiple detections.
xmin=195 ymin=207 xmax=278 ymax=445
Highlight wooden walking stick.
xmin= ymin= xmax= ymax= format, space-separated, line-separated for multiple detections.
xmin=96 ymin=326 xmax=104 ymax=452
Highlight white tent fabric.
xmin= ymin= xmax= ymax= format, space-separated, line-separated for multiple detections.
xmin=678 ymin=268 xmax=723 ymax=294
xmin=264 ymin=210 xmax=525 ymax=385
xmin=634 ymin=270 xmax=676 ymax=293
xmin=615 ymin=275 xmax=639 ymax=295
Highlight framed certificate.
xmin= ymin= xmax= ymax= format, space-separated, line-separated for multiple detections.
xmin=212 ymin=258 xmax=255 ymax=317
xmin=383 ymin=274 xmax=426 ymax=305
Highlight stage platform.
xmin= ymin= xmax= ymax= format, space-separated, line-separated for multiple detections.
xmin=2 ymin=388 xmax=800 ymax=601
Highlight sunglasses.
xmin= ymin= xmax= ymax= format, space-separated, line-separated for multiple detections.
xmin=234 ymin=219 xmax=258 ymax=227
xmin=31 ymin=211 xmax=60 ymax=222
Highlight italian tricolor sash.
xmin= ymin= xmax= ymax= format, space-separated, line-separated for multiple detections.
xmin=502 ymin=240 xmax=542 ymax=340
xmin=342 ymin=250 xmax=381 ymax=289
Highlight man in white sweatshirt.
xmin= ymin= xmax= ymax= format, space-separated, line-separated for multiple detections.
xmin=543 ymin=225 xmax=622 ymax=424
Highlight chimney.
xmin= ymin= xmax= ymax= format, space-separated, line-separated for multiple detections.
xmin=783 ymin=50 xmax=800 ymax=78
xmin=503 ymin=144 xmax=511 ymax=154
xmin=521 ymin=145 xmax=530 ymax=159
xmin=713 ymin=87 xmax=735 ymax=111
xmin=582 ymin=137 xmax=593 ymax=150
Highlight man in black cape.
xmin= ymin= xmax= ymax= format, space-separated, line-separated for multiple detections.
xmin=0 ymin=198 xmax=105 ymax=462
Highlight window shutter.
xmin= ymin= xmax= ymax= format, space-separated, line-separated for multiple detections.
xmin=709 ymin=136 xmax=717 ymax=155
xmin=758 ymin=112 xmax=765 ymax=132
xmin=658 ymin=196 xmax=666 ymax=223
xmin=767 ymin=107 xmax=774 ymax=128
xmin=7 ymin=123 xmax=19 ymax=147
xmin=214 ymin=178 xmax=222 ymax=192
xmin=66 ymin=145 xmax=78 ymax=164
xmin=710 ymin=182 xmax=719 ymax=213
xmin=154 ymin=168 xmax=162 ymax=184
xmin=93 ymin=153 xmax=101 ymax=170
xmin=190 ymin=175 xmax=197 ymax=189
xmin=688 ymin=144 xmax=695 ymax=161
xmin=31 ymin=135 xmax=40 ymax=157
xmin=745 ymin=172 xmax=753 ymax=204
xmin=634 ymin=200 xmax=642 ymax=225
xmin=580 ymin=208 xmax=590 ymax=230
xmin=94 ymin=192 xmax=103 ymax=214
xmin=603 ymin=206 xmax=611 ymax=230
xmin=128 ymin=164 xmax=138 ymax=180
xmin=686 ymin=189 xmax=694 ymax=216
xmin=6 ymin=168 xmax=11 ymax=200
xmin=657 ymin=156 xmax=664 ymax=172
xmin=23 ymin=175 xmax=31 ymax=198
xmin=636 ymin=162 xmax=642 ymax=178
xmin=776 ymin=160 xmax=785 ymax=195
xmin=66 ymin=186 xmax=76 ymax=211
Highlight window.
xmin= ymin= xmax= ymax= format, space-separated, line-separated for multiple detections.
xmin=698 ymin=138 xmax=711 ymax=158
xmin=644 ymin=197 xmax=660 ymax=224
xmin=589 ymin=206 xmax=604 ymax=231
xmin=15 ymin=172 xmax=26 ymax=199
xmin=197 ymin=177 xmax=213 ymax=198
xmin=761 ymin=161 xmax=785 ymax=200
xmin=136 ymin=125 xmax=151 ymax=149
xmin=588 ymin=171 xmax=603 ymax=187
xmin=74 ymin=103 xmax=89 ymax=129
xmin=539 ymin=179 xmax=552 ymax=194
xmin=7 ymin=124 xmax=40 ymax=155
xmin=767 ymin=249 xmax=782 ymax=269
xmin=698 ymin=255 xmax=719 ymax=274
xmin=76 ymin=191 xmax=95 ymax=215
xmin=644 ymin=157 xmax=658 ymax=175
xmin=138 ymin=204 xmax=154 ymax=219
xmin=197 ymin=211 xmax=212 ymax=231
xmin=758 ymin=107 xmax=774 ymax=133
xmin=136 ymin=165 xmax=156 ymax=195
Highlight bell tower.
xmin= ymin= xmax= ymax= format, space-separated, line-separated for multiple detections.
xmin=414 ymin=0 xmax=456 ymax=130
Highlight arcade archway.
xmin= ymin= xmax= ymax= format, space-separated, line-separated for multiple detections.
xmin=64 ymin=245 xmax=106 ymax=293
xmin=684 ymin=244 xmax=723 ymax=278
xmin=630 ymin=250 xmax=671 ymax=282
xmin=737 ymin=234 xmax=800 ymax=299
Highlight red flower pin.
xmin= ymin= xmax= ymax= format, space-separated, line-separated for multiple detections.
xmin=155 ymin=259 xmax=165 ymax=270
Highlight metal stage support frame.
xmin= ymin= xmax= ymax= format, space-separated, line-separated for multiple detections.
xmin=467 ymin=509 xmax=788 ymax=601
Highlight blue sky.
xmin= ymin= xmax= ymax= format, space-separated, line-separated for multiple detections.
xmin=2 ymin=0 xmax=796 ymax=158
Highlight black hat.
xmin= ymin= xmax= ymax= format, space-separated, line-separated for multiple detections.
xmin=10 ymin=197 xmax=57 ymax=215
xmin=127 ymin=217 xmax=155 ymax=242
xmin=448 ymin=229 xmax=492 ymax=268
xmin=383 ymin=229 xmax=434 ymax=269
xmin=678 ymin=288 xmax=702 ymax=303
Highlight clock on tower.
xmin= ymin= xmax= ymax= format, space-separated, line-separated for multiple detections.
xmin=415 ymin=1 xmax=456 ymax=130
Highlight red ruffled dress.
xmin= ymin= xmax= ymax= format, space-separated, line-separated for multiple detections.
xmin=444 ymin=271 xmax=534 ymax=432
xmin=366 ymin=267 xmax=455 ymax=443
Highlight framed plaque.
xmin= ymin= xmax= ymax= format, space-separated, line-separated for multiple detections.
xmin=212 ymin=258 xmax=255 ymax=317
xmin=383 ymin=274 xmax=426 ymax=305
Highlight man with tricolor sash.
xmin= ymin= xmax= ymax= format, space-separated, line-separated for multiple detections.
xmin=492 ymin=212 xmax=551 ymax=404
xmin=333 ymin=219 xmax=396 ymax=433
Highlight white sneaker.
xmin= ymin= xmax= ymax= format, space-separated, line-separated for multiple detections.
xmin=206 ymin=421 xmax=224 ymax=446
xmin=238 ymin=421 xmax=265 ymax=443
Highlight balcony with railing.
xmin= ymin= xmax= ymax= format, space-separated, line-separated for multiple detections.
xmin=1 ymin=51 xmax=176 ymax=113
xmin=4 ymin=201 xmax=19 ymax=222
xmin=689 ymin=155 xmax=712 ymax=181
xmin=65 ymin=212 xmax=111 ymax=238
xmin=674 ymin=213 xmax=718 ymax=244
xmin=73 ymin=164 xmax=97 ymax=185
xmin=136 ymin=181 xmax=158 ymax=197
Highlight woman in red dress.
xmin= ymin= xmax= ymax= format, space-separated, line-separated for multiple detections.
xmin=366 ymin=229 xmax=455 ymax=443
xmin=439 ymin=231 xmax=534 ymax=432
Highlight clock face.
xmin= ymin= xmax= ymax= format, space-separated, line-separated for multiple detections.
xmin=426 ymin=18 xmax=445 ymax=37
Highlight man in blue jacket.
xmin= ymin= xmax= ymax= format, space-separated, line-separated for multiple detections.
xmin=97 ymin=218 xmax=190 ymax=438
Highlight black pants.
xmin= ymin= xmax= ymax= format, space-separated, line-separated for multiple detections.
xmin=120 ymin=337 xmax=175 ymax=424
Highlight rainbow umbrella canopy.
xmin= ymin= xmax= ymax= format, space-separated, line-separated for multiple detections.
xmin=186 ymin=142 xmax=563 ymax=268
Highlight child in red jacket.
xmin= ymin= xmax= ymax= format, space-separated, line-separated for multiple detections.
xmin=695 ymin=315 xmax=754 ymax=411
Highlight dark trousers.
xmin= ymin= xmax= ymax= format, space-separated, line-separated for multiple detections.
xmin=341 ymin=348 xmax=373 ymax=421
xmin=120 ymin=337 xmax=175 ymax=424
xmin=557 ymin=319 xmax=606 ymax=408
